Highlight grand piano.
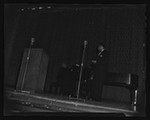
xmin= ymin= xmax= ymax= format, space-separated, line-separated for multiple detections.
xmin=49 ymin=64 xmax=138 ymax=110
xmin=70 ymin=65 xmax=139 ymax=109
xmin=80 ymin=70 xmax=138 ymax=106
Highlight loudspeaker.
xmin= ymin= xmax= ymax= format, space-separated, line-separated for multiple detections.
xmin=16 ymin=48 xmax=48 ymax=92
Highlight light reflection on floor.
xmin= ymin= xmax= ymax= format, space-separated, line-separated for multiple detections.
xmin=4 ymin=89 xmax=140 ymax=116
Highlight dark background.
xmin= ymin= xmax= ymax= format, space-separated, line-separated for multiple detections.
xmin=4 ymin=4 xmax=146 ymax=113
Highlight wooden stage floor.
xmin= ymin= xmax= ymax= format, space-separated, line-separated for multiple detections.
xmin=4 ymin=89 xmax=140 ymax=116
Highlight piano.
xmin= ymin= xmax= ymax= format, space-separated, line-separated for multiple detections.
xmin=49 ymin=64 xmax=139 ymax=111
xmin=104 ymin=72 xmax=138 ymax=107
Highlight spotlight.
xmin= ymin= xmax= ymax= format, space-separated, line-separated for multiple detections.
xmin=39 ymin=7 xmax=43 ymax=9
xmin=31 ymin=8 xmax=36 ymax=10
xmin=47 ymin=6 xmax=51 ymax=8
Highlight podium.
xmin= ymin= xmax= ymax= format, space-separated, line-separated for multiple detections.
xmin=16 ymin=48 xmax=48 ymax=93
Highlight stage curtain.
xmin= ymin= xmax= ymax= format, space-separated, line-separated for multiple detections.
xmin=5 ymin=5 xmax=145 ymax=109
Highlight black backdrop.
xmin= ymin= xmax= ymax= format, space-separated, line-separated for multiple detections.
xmin=5 ymin=4 xmax=146 ymax=111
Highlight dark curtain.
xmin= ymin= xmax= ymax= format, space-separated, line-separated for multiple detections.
xmin=4 ymin=5 xmax=21 ymax=86
xmin=5 ymin=5 xmax=146 ymax=110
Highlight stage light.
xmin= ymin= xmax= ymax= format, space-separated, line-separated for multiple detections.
xmin=47 ymin=6 xmax=51 ymax=9
xmin=31 ymin=8 xmax=36 ymax=10
xmin=39 ymin=7 xmax=43 ymax=9
xmin=45 ymin=105 xmax=49 ymax=109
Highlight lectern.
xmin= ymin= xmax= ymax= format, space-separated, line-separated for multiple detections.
xmin=16 ymin=48 xmax=48 ymax=93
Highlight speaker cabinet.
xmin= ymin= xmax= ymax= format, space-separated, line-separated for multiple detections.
xmin=16 ymin=48 xmax=48 ymax=92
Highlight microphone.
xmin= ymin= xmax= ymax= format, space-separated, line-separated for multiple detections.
xmin=31 ymin=38 xmax=35 ymax=45
xmin=84 ymin=40 xmax=88 ymax=46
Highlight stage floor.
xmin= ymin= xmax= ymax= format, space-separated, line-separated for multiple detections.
xmin=4 ymin=88 xmax=140 ymax=116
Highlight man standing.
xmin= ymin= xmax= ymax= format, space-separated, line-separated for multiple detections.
xmin=91 ymin=43 xmax=109 ymax=102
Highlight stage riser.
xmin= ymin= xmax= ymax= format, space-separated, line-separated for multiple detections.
xmin=5 ymin=90 xmax=139 ymax=116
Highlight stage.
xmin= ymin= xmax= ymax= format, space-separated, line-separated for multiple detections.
xmin=4 ymin=88 xmax=140 ymax=116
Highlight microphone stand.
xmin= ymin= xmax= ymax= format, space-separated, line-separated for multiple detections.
xmin=15 ymin=38 xmax=35 ymax=94
xmin=69 ymin=40 xmax=87 ymax=102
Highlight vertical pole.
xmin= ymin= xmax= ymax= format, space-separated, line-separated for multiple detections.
xmin=20 ymin=38 xmax=35 ymax=90
xmin=76 ymin=41 xmax=87 ymax=99
xmin=134 ymin=90 xmax=138 ymax=111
